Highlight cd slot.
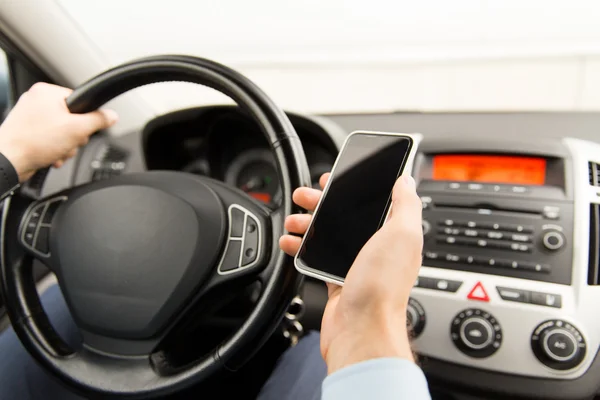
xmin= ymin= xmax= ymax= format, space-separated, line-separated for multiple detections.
xmin=434 ymin=202 xmax=541 ymax=217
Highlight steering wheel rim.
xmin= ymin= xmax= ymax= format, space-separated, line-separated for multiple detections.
xmin=0 ymin=55 xmax=311 ymax=398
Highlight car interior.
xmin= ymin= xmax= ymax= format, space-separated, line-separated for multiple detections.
xmin=0 ymin=1 xmax=599 ymax=399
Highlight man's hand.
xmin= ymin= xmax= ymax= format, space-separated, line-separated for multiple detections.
xmin=280 ymin=173 xmax=423 ymax=374
xmin=0 ymin=82 xmax=118 ymax=182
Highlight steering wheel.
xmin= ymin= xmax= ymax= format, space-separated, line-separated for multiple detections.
xmin=0 ymin=55 xmax=311 ymax=398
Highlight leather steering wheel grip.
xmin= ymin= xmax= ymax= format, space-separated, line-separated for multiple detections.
xmin=0 ymin=55 xmax=311 ymax=398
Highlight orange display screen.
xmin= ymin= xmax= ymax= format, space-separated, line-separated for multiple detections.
xmin=432 ymin=155 xmax=546 ymax=185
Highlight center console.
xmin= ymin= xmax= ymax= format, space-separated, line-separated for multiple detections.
xmin=407 ymin=137 xmax=600 ymax=385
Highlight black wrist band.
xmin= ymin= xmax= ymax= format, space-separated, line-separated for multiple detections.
xmin=0 ymin=152 xmax=20 ymax=200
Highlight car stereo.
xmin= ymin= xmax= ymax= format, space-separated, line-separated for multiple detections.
xmin=417 ymin=153 xmax=573 ymax=285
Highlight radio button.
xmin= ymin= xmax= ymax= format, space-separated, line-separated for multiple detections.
xmin=503 ymin=224 xmax=534 ymax=233
xmin=440 ymin=219 xmax=456 ymax=226
xmin=486 ymin=231 xmax=504 ymax=240
xmin=510 ymin=243 xmax=532 ymax=252
xmin=510 ymin=186 xmax=529 ymax=194
xmin=480 ymin=222 xmax=502 ymax=231
xmin=445 ymin=253 xmax=461 ymax=262
xmin=464 ymin=255 xmax=476 ymax=264
xmin=447 ymin=182 xmax=462 ymax=190
xmin=497 ymin=286 xmax=530 ymax=303
xmin=438 ymin=227 xmax=460 ymax=236
xmin=424 ymin=251 xmax=442 ymax=260
xmin=521 ymin=261 xmax=551 ymax=273
xmin=415 ymin=276 xmax=436 ymax=289
xmin=543 ymin=206 xmax=560 ymax=220
xmin=531 ymin=292 xmax=562 ymax=308
xmin=511 ymin=233 xmax=531 ymax=242
xmin=464 ymin=229 xmax=479 ymax=237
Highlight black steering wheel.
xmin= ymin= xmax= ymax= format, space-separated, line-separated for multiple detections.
xmin=0 ymin=55 xmax=311 ymax=398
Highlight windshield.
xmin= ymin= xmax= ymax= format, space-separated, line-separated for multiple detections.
xmin=60 ymin=0 xmax=600 ymax=114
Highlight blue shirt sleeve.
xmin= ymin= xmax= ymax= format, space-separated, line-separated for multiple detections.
xmin=322 ymin=358 xmax=431 ymax=400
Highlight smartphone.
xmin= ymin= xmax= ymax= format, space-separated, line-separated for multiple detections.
xmin=294 ymin=131 xmax=420 ymax=285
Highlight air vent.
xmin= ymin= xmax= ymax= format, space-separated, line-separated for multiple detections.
xmin=589 ymin=162 xmax=600 ymax=186
xmin=91 ymin=144 xmax=128 ymax=181
xmin=589 ymin=203 xmax=600 ymax=285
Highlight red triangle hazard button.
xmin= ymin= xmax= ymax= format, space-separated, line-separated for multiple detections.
xmin=467 ymin=281 xmax=490 ymax=302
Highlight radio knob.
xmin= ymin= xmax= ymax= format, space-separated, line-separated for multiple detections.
xmin=406 ymin=298 xmax=426 ymax=337
xmin=542 ymin=230 xmax=565 ymax=251
xmin=451 ymin=309 xmax=502 ymax=358
xmin=531 ymin=320 xmax=586 ymax=370
xmin=422 ymin=220 xmax=431 ymax=236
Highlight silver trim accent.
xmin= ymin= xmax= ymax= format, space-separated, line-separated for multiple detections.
xmin=542 ymin=328 xmax=578 ymax=362
xmin=459 ymin=317 xmax=494 ymax=350
xmin=294 ymin=131 xmax=423 ymax=285
xmin=19 ymin=196 xmax=67 ymax=258
xmin=217 ymin=204 xmax=263 ymax=275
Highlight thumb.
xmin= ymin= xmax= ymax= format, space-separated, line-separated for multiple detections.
xmin=72 ymin=109 xmax=119 ymax=135
xmin=386 ymin=175 xmax=422 ymax=231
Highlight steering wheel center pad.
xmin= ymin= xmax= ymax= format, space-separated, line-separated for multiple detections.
xmin=55 ymin=172 xmax=226 ymax=340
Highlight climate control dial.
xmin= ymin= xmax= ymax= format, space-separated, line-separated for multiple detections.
xmin=451 ymin=309 xmax=502 ymax=358
xmin=407 ymin=298 xmax=426 ymax=337
xmin=531 ymin=320 xmax=586 ymax=370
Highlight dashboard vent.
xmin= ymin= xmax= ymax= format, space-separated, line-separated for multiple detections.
xmin=91 ymin=144 xmax=128 ymax=181
xmin=589 ymin=203 xmax=600 ymax=285
xmin=589 ymin=162 xmax=600 ymax=186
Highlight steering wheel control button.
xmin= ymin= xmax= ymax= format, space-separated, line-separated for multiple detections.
xmin=530 ymin=291 xmax=562 ymax=308
xmin=20 ymin=196 xmax=67 ymax=257
xmin=406 ymin=298 xmax=426 ymax=337
xmin=219 ymin=205 xmax=262 ymax=274
xmin=218 ymin=240 xmax=243 ymax=272
xmin=451 ymin=309 xmax=502 ymax=358
xmin=531 ymin=320 xmax=586 ymax=370
xmin=496 ymin=286 xmax=530 ymax=303
xmin=467 ymin=282 xmax=490 ymax=302
xmin=35 ymin=227 xmax=50 ymax=255
xmin=241 ymin=215 xmax=260 ymax=266
xmin=542 ymin=230 xmax=565 ymax=251
xmin=230 ymin=207 xmax=245 ymax=237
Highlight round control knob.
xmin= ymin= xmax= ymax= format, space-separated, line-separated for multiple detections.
xmin=542 ymin=230 xmax=565 ymax=251
xmin=406 ymin=298 xmax=426 ymax=337
xmin=531 ymin=320 xmax=586 ymax=370
xmin=450 ymin=309 xmax=502 ymax=358
xmin=421 ymin=220 xmax=431 ymax=236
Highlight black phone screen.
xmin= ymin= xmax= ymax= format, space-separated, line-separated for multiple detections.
xmin=297 ymin=133 xmax=413 ymax=281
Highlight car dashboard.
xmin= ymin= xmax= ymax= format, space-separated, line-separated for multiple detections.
xmin=38 ymin=108 xmax=600 ymax=400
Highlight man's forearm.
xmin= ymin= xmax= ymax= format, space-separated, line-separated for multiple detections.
xmin=0 ymin=152 xmax=20 ymax=200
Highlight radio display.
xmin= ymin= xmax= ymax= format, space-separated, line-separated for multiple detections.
xmin=432 ymin=155 xmax=547 ymax=185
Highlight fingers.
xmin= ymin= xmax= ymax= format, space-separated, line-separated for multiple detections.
xmin=387 ymin=175 xmax=422 ymax=230
xmin=279 ymin=235 xmax=302 ymax=256
xmin=285 ymin=213 xmax=312 ymax=234
xmin=319 ymin=173 xmax=330 ymax=190
xmin=292 ymin=187 xmax=322 ymax=212
xmin=52 ymin=148 xmax=78 ymax=169
xmin=72 ymin=109 xmax=119 ymax=136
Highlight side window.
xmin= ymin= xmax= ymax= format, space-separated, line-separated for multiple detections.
xmin=0 ymin=50 xmax=11 ymax=121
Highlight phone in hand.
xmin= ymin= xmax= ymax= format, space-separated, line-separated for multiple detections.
xmin=294 ymin=131 xmax=420 ymax=285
